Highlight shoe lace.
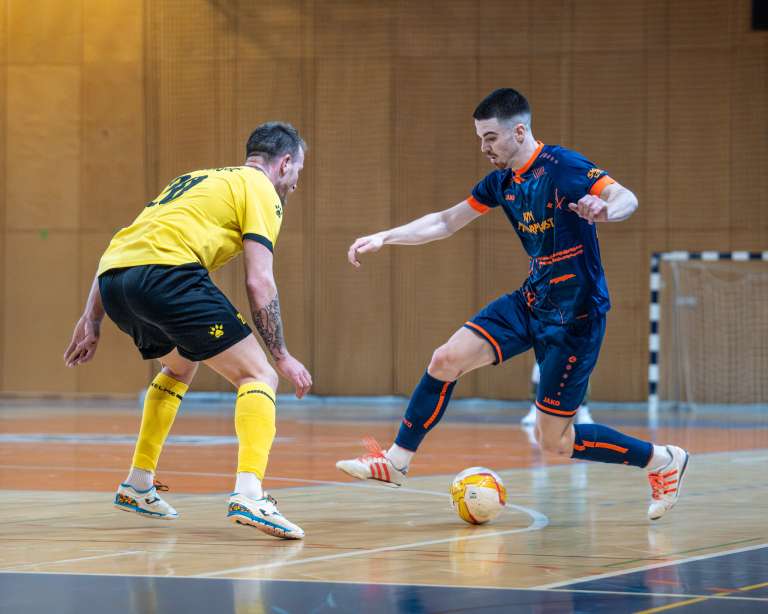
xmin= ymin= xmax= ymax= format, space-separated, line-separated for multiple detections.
xmin=360 ymin=435 xmax=386 ymax=461
xmin=153 ymin=479 xmax=170 ymax=492
xmin=647 ymin=469 xmax=678 ymax=500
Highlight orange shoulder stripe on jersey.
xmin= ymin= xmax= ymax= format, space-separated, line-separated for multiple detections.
xmin=589 ymin=175 xmax=616 ymax=196
xmin=423 ymin=381 xmax=451 ymax=429
xmin=466 ymin=196 xmax=490 ymax=214
xmin=464 ymin=321 xmax=503 ymax=362
xmin=535 ymin=400 xmax=578 ymax=416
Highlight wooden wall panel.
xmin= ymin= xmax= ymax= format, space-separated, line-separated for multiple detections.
xmin=3 ymin=0 xmax=766 ymax=400
xmin=313 ymin=54 xmax=393 ymax=393
xmin=730 ymin=44 xmax=768 ymax=238
xmin=314 ymin=232 xmax=393 ymax=395
xmin=236 ymin=0 xmax=306 ymax=60
xmin=6 ymin=66 xmax=81 ymax=230
xmin=669 ymin=0 xmax=733 ymax=49
xmin=0 ymin=0 xmax=6 ymax=388
xmin=313 ymin=0 xmax=393 ymax=58
xmin=572 ymin=53 xmax=645 ymax=197
xmin=476 ymin=0 xmax=530 ymax=58
xmin=3 ymin=233 xmax=79 ymax=392
xmin=81 ymin=62 xmax=145 ymax=232
xmin=572 ymin=0 xmax=645 ymax=52
xmin=668 ymin=50 xmax=731 ymax=231
xmin=396 ymin=0 xmax=477 ymax=57
xmin=76 ymin=233 xmax=150 ymax=393
xmin=593 ymin=305 xmax=647 ymax=401
xmin=83 ymin=0 xmax=143 ymax=63
xmin=7 ymin=0 xmax=82 ymax=64
xmin=393 ymin=56 xmax=479 ymax=396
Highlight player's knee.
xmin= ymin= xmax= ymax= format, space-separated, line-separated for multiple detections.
xmin=235 ymin=364 xmax=278 ymax=391
xmin=428 ymin=345 xmax=461 ymax=381
xmin=163 ymin=362 xmax=198 ymax=385
xmin=535 ymin=430 xmax=572 ymax=457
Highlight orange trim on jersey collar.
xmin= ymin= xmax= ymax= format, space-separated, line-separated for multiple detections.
xmin=513 ymin=141 xmax=544 ymax=176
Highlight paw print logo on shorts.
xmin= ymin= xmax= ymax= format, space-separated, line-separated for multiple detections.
xmin=209 ymin=323 xmax=224 ymax=338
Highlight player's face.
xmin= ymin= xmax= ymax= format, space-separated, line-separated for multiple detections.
xmin=275 ymin=148 xmax=305 ymax=205
xmin=475 ymin=118 xmax=523 ymax=169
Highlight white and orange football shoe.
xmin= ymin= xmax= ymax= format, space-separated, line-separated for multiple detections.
xmin=335 ymin=437 xmax=407 ymax=488
xmin=647 ymin=445 xmax=690 ymax=520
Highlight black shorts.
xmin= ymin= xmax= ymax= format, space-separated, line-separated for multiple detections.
xmin=99 ymin=264 xmax=251 ymax=362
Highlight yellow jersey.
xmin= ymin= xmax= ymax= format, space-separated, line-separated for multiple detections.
xmin=97 ymin=166 xmax=283 ymax=275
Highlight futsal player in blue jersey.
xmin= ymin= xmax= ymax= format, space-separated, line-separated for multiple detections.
xmin=337 ymin=88 xmax=689 ymax=521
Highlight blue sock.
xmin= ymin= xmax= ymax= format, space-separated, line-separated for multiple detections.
xmin=394 ymin=371 xmax=456 ymax=452
xmin=571 ymin=423 xmax=653 ymax=468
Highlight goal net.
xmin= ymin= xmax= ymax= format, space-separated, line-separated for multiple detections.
xmin=649 ymin=252 xmax=768 ymax=422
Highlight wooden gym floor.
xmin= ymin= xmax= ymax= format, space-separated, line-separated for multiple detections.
xmin=1 ymin=398 xmax=767 ymax=613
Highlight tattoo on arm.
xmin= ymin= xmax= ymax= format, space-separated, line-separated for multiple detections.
xmin=252 ymin=295 xmax=287 ymax=359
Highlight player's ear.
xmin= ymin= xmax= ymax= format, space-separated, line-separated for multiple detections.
xmin=279 ymin=154 xmax=292 ymax=176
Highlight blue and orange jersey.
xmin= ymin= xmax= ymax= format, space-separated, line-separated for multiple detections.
xmin=469 ymin=142 xmax=615 ymax=324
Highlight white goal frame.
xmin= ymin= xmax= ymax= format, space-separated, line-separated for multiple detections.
xmin=648 ymin=250 xmax=768 ymax=428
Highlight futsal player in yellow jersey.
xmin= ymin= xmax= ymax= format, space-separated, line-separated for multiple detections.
xmin=63 ymin=122 xmax=311 ymax=539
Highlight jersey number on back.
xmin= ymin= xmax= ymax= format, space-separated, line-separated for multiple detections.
xmin=147 ymin=174 xmax=208 ymax=207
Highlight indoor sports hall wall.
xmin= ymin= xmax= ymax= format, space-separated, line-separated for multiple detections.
xmin=0 ymin=0 xmax=150 ymax=395
xmin=1 ymin=0 xmax=766 ymax=401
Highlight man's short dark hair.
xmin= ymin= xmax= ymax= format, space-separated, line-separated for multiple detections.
xmin=473 ymin=88 xmax=531 ymax=123
xmin=246 ymin=122 xmax=306 ymax=160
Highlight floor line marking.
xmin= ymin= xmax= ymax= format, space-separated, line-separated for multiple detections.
xmin=533 ymin=541 xmax=768 ymax=589
xmin=194 ymin=489 xmax=549 ymax=578
xmin=3 ymin=550 xmax=144 ymax=571
xmin=600 ymin=536 xmax=765 ymax=568
xmin=0 ymin=569 xmax=766 ymax=603
xmin=632 ymin=580 xmax=768 ymax=614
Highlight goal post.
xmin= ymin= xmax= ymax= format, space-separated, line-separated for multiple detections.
xmin=648 ymin=251 xmax=768 ymax=428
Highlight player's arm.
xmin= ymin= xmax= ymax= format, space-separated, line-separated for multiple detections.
xmin=568 ymin=181 xmax=638 ymax=224
xmin=348 ymin=200 xmax=484 ymax=267
xmin=243 ymin=239 xmax=312 ymax=398
xmin=64 ymin=274 xmax=105 ymax=367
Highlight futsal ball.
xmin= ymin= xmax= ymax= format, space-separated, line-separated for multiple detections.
xmin=450 ymin=467 xmax=507 ymax=525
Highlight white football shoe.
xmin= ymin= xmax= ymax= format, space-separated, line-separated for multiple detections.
xmin=114 ymin=481 xmax=179 ymax=519
xmin=575 ymin=404 xmax=595 ymax=424
xmin=520 ymin=404 xmax=537 ymax=427
xmin=227 ymin=493 xmax=305 ymax=539
xmin=647 ymin=445 xmax=690 ymax=521
xmin=335 ymin=437 xmax=407 ymax=488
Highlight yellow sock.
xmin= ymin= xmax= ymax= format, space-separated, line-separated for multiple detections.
xmin=235 ymin=382 xmax=277 ymax=479
xmin=132 ymin=372 xmax=188 ymax=472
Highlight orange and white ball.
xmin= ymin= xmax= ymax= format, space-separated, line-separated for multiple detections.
xmin=450 ymin=467 xmax=507 ymax=525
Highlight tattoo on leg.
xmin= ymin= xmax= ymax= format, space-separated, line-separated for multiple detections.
xmin=252 ymin=295 xmax=286 ymax=359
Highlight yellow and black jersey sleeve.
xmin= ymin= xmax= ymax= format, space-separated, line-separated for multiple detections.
xmin=239 ymin=170 xmax=283 ymax=252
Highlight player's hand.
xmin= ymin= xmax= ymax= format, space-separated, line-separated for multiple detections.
xmin=568 ymin=195 xmax=608 ymax=224
xmin=63 ymin=316 xmax=102 ymax=367
xmin=348 ymin=234 xmax=385 ymax=268
xmin=275 ymin=354 xmax=313 ymax=399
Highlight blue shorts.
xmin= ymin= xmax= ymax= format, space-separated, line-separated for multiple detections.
xmin=463 ymin=290 xmax=606 ymax=418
